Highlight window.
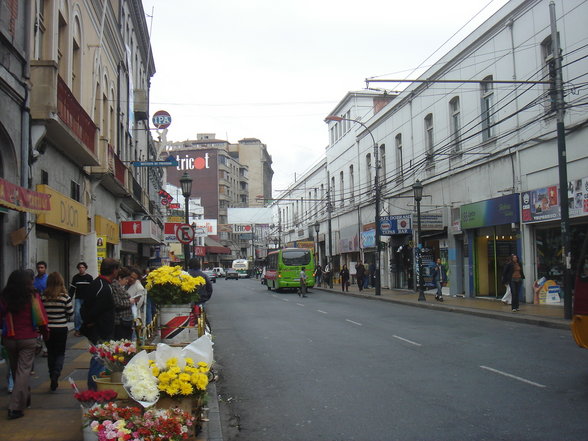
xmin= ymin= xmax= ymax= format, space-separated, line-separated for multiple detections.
xmin=339 ymin=171 xmax=344 ymax=207
xmin=424 ymin=113 xmax=434 ymax=158
xmin=395 ymin=133 xmax=403 ymax=181
xmin=449 ymin=97 xmax=461 ymax=152
xmin=366 ymin=153 xmax=372 ymax=187
xmin=331 ymin=176 xmax=336 ymax=207
xmin=481 ymin=75 xmax=494 ymax=141
xmin=41 ymin=169 xmax=49 ymax=185
xmin=320 ymin=184 xmax=325 ymax=213
xmin=72 ymin=18 xmax=82 ymax=98
xmin=57 ymin=12 xmax=67 ymax=80
xmin=70 ymin=181 xmax=80 ymax=202
xmin=541 ymin=35 xmax=557 ymax=113
xmin=349 ymin=165 xmax=355 ymax=201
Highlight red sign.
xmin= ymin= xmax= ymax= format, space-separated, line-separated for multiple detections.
xmin=121 ymin=221 xmax=142 ymax=235
xmin=0 ymin=178 xmax=51 ymax=214
xmin=194 ymin=246 xmax=206 ymax=256
xmin=176 ymin=223 xmax=194 ymax=244
xmin=169 ymin=203 xmax=180 ymax=209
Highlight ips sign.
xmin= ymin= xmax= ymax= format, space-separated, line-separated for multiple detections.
xmin=152 ymin=110 xmax=172 ymax=129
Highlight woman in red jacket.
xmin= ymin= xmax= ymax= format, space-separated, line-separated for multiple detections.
xmin=0 ymin=270 xmax=49 ymax=419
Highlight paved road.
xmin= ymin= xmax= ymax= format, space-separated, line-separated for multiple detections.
xmin=208 ymin=278 xmax=588 ymax=441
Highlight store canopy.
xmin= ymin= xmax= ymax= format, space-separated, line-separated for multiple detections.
xmin=0 ymin=178 xmax=51 ymax=214
xmin=204 ymin=236 xmax=231 ymax=254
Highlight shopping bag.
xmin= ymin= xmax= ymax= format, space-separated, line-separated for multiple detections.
xmin=501 ymin=284 xmax=512 ymax=304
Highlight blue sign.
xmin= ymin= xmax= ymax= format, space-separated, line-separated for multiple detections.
xmin=380 ymin=215 xmax=412 ymax=235
xmin=131 ymin=155 xmax=178 ymax=167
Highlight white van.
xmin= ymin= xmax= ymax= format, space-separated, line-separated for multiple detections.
xmin=212 ymin=267 xmax=225 ymax=277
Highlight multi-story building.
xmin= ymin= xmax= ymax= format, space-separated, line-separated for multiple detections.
xmin=278 ymin=0 xmax=588 ymax=309
xmin=228 ymin=137 xmax=273 ymax=207
xmin=24 ymin=0 xmax=161 ymax=279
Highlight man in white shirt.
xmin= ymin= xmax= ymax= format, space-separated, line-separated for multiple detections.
xmin=298 ymin=267 xmax=308 ymax=298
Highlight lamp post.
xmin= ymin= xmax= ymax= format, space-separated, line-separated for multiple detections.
xmin=179 ymin=171 xmax=193 ymax=270
xmin=314 ymin=220 xmax=320 ymax=264
xmin=325 ymin=115 xmax=381 ymax=296
xmin=413 ymin=179 xmax=426 ymax=301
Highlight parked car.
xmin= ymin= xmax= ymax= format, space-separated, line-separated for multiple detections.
xmin=212 ymin=267 xmax=226 ymax=277
xmin=203 ymin=270 xmax=216 ymax=283
xmin=225 ymin=269 xmax=239 ymax=280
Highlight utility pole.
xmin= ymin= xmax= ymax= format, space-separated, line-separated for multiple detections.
xmin=550 ymin=2 xmax=572 ymax=319
xmin=327 ymin=170 xmax=333 ymax=288
xmin=278 ymin=210 xmax=282 ymax=248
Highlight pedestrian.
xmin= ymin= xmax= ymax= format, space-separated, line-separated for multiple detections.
xmin=340 ymin=265 xmax=350 ymax=292
xmin=431 ymin=258 xmax=447 ymax=302
xmin=355 ymin=262 xmax=366 ymax=292
xmin=126 ymin=267 xmax=147 ymax=322
xmin=42 ymin=272 xmax=73 ymax=391
xmin=298 ymin=267 xmax=308 ymax=297
xmin=502 ymin=254 xmax=525 ymax=312
xmin=69 ymin=262 xmax=93 ymax=337
xmin=314 ymin=264 xmax=322 ymax=287
xmin=500 ymin=256 xmax=512 ymax=305
xmin=80 ymin=258 xmax=120 ymax=390
xmin=187 ymin=258 xmax=213 ymax=304
xmin=323 ymin=262 xmax=331 ymax=288
xmin=33 ymin=261 xmax=48 ymax=294
xmin=111 ymin=267 xmax=135 ymax=340
xmin=369 ymin=262 xmax=376 ymax=288
xmin=0 ymin=270 xmax=50 ymax=419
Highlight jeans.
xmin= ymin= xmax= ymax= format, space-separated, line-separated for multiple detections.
xmin=46 ymin=327 xmax=68 ymax=381
xmin=435 ymin=281 xmax=443 ymax=296
xmin=510 ymin=280 xmax=522 ymax=310
xmin=74 ymin=298 xmax=84 ymax=331
xmin=363 ymin=276 xmax=369 ymax=289
xmin=88 ymin=355 xmax=105 ymax=390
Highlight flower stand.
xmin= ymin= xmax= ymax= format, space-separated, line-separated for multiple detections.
xmin=81 ymin=409 xmax=98 ymax=441
xmin=159 ymin=304 xmax=200 ymax=344
xmin=94 ymin=376 xmax=129 ymax=400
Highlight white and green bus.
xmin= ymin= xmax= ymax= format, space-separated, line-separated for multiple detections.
xmin=232 ymin=259 xmax=251 ymax=278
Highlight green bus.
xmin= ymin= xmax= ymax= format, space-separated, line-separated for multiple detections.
xmin=265 ymin=248 xmax=315 ymax=291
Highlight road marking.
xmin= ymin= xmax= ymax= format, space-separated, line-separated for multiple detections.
xmin=346 ymin=319 xmax=362 ymax=326
xmin=393 ymin=335 xmax=422 ymax=346
xmin=296 ymin=303 xmax=305 ymax=307
xmin=480 ymin=365 xmax=546 ymax=388
xmin=317 ymin=310 xmax=327 ymax=314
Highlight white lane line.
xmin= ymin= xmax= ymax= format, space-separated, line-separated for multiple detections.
xmin=480 ymin=365 xmax=546 ymax=388
xmin=393 ymin=335 xmax=422 ymax=347
xmin=317 ymin=310 xmax=328 ymax=314
xmin=346 ymin=319 xmax=362 ymax=326
xmin=296 ymin=303 xmax=305 ymax=307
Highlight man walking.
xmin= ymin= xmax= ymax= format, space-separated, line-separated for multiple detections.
xmin=34 ymin=261 xmax=48 ymax=293
xmin=69 ymin=262 xmax=93 ymax=337
xmin=431 ymin=258 xmax=448 ymax=302
xmin=298 ymin=267 xmax=308 ymax=297
xmin=80 ymin=258 xmax=120 ymax=389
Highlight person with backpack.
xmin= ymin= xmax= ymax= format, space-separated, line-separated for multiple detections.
xmin=80 ymin=258 xmax=120 ymax=390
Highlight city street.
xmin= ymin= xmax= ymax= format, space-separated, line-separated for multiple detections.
xmin=208 ymin=278 xmax=588 ymax=441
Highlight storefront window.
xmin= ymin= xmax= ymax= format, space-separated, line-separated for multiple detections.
xmin=536 ymin=224 xmax=587 ymax=286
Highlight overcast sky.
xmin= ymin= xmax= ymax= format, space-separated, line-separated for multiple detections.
xmin=141 ymin=0 xmax=509 ymax=194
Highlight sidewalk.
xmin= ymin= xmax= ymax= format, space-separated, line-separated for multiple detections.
xmin=313 ymin=283 xmax=570 ymax=330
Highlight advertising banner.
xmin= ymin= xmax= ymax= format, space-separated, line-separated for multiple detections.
xmin=460 ymin=194 xmax=519 ymax=229
xmin=97 ymin=235 xmax=107 ymax=271
xmin=521 ymin=177 xmax=588 ymax=223
xmin=0 ymin=178 xmax=51 ymax=214
xmin=380 ymin=215 xmax=412 ymax=235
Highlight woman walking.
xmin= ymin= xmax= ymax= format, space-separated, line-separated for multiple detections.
xmin=42 ymin=272 xmax=73 ymax=391
xmin=340 ymin=265 xmax=350 ymax=292
xmin=502 ymin=254 xmax=525 ymax=312
xmin=0 ymin=270 xmax=49 ymax=419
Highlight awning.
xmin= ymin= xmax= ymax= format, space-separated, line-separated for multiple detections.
xmin=120 ymin=220 xmax=163 ymax=244
xmin=0 ymin=178 xmax=51 ymax=214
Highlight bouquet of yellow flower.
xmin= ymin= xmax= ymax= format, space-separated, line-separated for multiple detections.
xmin=146 ymin=265 xmax=205 ymax=305
xmin=149 ymin=357 xmax=209 ymax=398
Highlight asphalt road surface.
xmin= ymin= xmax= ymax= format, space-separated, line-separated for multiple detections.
xmin=206 ymin=278 xmax=588 ymax=441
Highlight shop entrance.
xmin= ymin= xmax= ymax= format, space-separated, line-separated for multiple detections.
xmin=475 ymin=225 xmax=517 ymax=297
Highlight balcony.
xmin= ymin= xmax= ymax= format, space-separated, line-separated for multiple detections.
xmin=30 ymin=61 xmax=99 ymax=166
xmin=86 ymin=140 xmax=128 ymax=196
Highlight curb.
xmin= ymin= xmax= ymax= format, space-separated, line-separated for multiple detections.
xmin=313 ymin=287 xmax=571 ymax=331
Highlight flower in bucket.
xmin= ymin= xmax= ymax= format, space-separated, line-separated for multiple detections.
xmin=89 ymin=339 xmax=137 ymax=372
xmin=151 ymin=357 xmax=209 ymax=398
xmin=146 ymin=265 xmax=205 ymax=305
xmin=74 ymin=389 xmax=118 ymax=408
xmin=84 ymin=402 xmax=142 ymax=425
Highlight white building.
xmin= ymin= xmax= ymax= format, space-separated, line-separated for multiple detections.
xmin=276 ymin=0 xmax=588 ymax=306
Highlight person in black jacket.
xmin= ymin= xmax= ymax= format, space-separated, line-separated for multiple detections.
xmin=81 ymin=258 xmax=120 ymax=389
xmin=69 ymin=262 xmax=93 ymax=337
xmin=502 ymin=254 xmax=525 ymax=312
xmin=187 ymin=258 xmax=213 ymax=303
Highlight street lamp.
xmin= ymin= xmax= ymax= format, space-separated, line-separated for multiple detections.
xmin=325 ymin=115 xmax=381 ymax=296
xmin=413 ymin=179 xmax=426 ymax=301
xmin=179 ymin=171 xmax=193 ymax=270
xmin=314 ymin=221 xmax=320 ymax=264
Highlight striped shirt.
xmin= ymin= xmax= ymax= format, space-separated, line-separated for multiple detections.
xmin=42 ymin=293 xmax=74 ymax=328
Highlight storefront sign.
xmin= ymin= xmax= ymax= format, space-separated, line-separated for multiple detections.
xmin=120 ymin=220 xmax=162 ymax=243
xmin=460 ymin=194 xmax=519 ymax=229
xmin=97 ymin=235 xmax=107 ymax=270
xmin=361 ymin=229 xmax=375 ymax=248
xmin=380 ymin=215 xmax=412 ymax=235
xmin=339 ymin=226 xmax=359 ymax=253
xmin=36 ymin=185 xmax=88 ymax=234
xmin=450 ymin=207 xmax=462 ymax=235
xmin=0 ymin=178 xmax=51 ymax=214
xmin=522 ymin=177 xmax=588 ymax=223
xmin=95 ymin=215 xmax=120 ymax=244
xmin=419 ymin=213 xmax=444 ymax=231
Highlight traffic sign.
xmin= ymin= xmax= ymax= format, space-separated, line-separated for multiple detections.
xmin=152 ymin=110 xmax=172 ymax=129
xmin=176 ymin=223 xmax=195 ymax=244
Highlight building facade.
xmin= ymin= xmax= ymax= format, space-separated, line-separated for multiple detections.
xmin=277 ymin=0 xmax=588 ymax=308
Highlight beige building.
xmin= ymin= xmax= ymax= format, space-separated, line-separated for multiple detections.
xmin=26 ymin=0 xmax=161 ymax=278
xmin=229 ymin=138 xmax=273 ymax=207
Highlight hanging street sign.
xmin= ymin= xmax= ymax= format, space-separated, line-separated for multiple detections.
xmin=176 ymin=223 xmax=195 ymax=244
xmin=131 ymin=155 xmax=178 ymax=167
xmin=152 ymin=110 xmax=172 ymax=129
